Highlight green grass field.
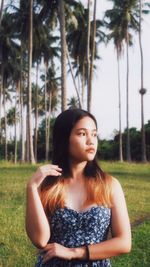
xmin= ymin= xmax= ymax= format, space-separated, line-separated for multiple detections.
xmin=0 ymin=161 xmax=150 ymax=267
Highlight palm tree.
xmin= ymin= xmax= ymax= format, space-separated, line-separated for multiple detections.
xmin=138 ymin=0 xmax=148 ymax=162
xmin=86 ymin=0 xmax=91 ymax=111
xmin=11 ymin=57 xmax=22 ymax=163
xmin=3 ymin=81 xmax=8 ymax=160
xmin=0 ymin=11 xmax=19 ymax=160
xmin=68 ymin=96 xmax=79 ymax=109
xmin=27 ymin=0 xmax=35 ymax=163
xmin=34 ymin=63 xmax=39 ymax=162
xmin=58 ymin=0 xmax=67 ymax=111
xmin=0 ymin=0 xmax=4 ymax=26
xmin=139 ymin=88 xmax=147 ymax=162
xmin=0 ymin=77 xmax=2 ymax=145
xmin=66 ymin=3 xmax=87 ymax=106
xmin=67 ymin=3 xmax=104 ymax=109
xmin=104 ymin=8 xmax=124 ymax=161
xmin=11 ymin=0 xmax=40 ymax=162
xmin=66 ymin=47 xmax=82 ymax=108
xmin=40 ymin=65 xmax=60 ymax=161
xmin=106 ymin=0 xmax=140 ymax=161
xmin=36 ymin=0 xmax=84 ymax=111
xmin=7 ymin=105 xmax=20 ymax=163
xmin=88 ymin=0 xmax=97 ymax=112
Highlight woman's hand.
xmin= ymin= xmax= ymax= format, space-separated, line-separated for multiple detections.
xmin=40 ymin=243 xmax=74 ymax=262
xmin=27 ymin=164 xmax=62 ymax=189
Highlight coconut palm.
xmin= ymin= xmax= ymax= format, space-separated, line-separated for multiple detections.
xmin=11 ymin=58 xmax=22 ymax=163
xmin=27 ymin=0 xmax=35 ymax=163
xmin=106 ymin=0 xmax=140 ymax=161
xmin=7 ymin=106 xmax=20 ymax=162
xmin=58 ymin=0 xmax=67 ymax=111
xmin=36 ymin=0 xmax=83 ymax=111
xmin=32 ymin=22 xmax=60 ymax=161
xmin=0 ymin=0 xmax=4 ymax=26
xmin=67 ymin=3 xmax=104 ymax=109
xmin=88 ymin=0 xmax=97 ymax=112
xmin=67 ymin=96 xmax=79 ymax=109
xmin=86 ymin=0 xmax=91 ymax=111
xmin=0 ymin=11 xmax=19 ymax=160
xmin=104 ymin=8 xmax=125 ymax=161
xmin=138 ymin=0 xmax=150 ymax=162
xmin=40 ymin=64 xmax=60 ymax=160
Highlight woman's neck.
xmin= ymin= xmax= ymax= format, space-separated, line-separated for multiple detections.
xmin=69 ymin=160 xmax=87 ymax=180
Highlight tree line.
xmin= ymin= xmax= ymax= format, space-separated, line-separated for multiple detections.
xmin=0 ymin=0 xmax=150 ymax=163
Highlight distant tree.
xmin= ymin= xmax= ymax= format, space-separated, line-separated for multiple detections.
xmin=67 ymin=96 xmax=79 ymax=109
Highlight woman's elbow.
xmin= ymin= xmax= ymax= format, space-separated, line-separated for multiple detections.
xmin=33 ymin=239 xmax=48 ymax=249
xmin=121 ymin=239 xmax=132 ymax=254
xmin=26 ymin=229 xmax=49 ymax=249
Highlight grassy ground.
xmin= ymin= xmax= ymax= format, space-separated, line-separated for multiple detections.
xmin=0 ymin=161 xmax=150 ymax=267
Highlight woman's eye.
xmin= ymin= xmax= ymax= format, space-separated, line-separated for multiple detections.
xmin=78 ymin=132 xmax=85 ymax=136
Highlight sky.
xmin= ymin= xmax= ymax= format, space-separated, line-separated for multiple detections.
xmin=71 ymin=0 xmax=150 ymax=140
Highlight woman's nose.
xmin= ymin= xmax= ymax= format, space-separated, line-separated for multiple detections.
xmin=86 ymin=134 xmax=94 ymax=145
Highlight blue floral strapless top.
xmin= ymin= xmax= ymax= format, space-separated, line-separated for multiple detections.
xmin=35 ymin=206 xmax=112 ymax=267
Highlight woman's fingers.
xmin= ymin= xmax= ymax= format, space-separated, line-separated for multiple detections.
xmin=39 ymin=243 xmax=71 ymax=262
xmin=28 ymin=164 xmax=62 ymax=188
xmin=38 ymin=165 xmax=62 ymax=177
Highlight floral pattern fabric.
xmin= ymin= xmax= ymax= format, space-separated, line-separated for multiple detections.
xmin=35 ymin=206 xmax=112 ymax=267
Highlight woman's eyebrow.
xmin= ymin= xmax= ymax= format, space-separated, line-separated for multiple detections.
xmin=76 ymin=128 xmax=97 ymax=131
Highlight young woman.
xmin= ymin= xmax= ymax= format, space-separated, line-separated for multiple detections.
xmin=26 ymin=109 xmax=131 ymax=267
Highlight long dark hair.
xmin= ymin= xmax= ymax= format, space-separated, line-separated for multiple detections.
xmin=40 ymin=109 xmax=112 ymax=215
xmin=52 ymin=108 xmax=104 ymax=178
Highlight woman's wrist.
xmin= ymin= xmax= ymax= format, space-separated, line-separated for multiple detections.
xmin=69 ymin=246 xmax=88 ymax=260
xmin=27 ymin=180 xmax=38 ymax=190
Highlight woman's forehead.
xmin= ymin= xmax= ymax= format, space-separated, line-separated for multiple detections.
xmin=73 ymin=116 xmax=97 ymax=130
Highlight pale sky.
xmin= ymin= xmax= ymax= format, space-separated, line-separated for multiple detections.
xmin=76 ymin=0 xmax=150 ymax=139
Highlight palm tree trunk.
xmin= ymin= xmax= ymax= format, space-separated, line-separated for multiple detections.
xmin=20 ymin=52 xmax=25 ymax=163
xmin=34 ymin=62 xmax=39 ymax=162
xmin=88 ymin=0 xmax=97 ymax=112
xmin=44 ymin=61 xmax=48 ymax=161
xmin=3 ymin=84 xmax=7 ymax=160
xmin=0 ymin=69 xmax=3 ymax=144
xmin=66 ymin=48 xmax=82 ymax=108
xmin=81 ymin=64 xmax=85 ymax=107
xmin=58 ymin=0 xmax=67 ymax=111
xmin=0 ymin=0 xmax=4 ymax=26
xmin=14 ymin=82 xmax=19 ymax=164
xmin=126 ymin=39 xmax=131 ymax=162
xmin=27 ymin=0 xmax=35 ymax=163
xmin=117 ymin=50 xmax=123 ymax=162
xmin=77 ymin=57 xmax=81 ymax=97
xmin=26 ymin=111 xmax=29 ymax=162
xmin=139 ymin=0 xmax=147 ymax=162
xmin=87 ymin=0 xmax=91 ymax=111
xmin=47 ymin=90 xmax=52 ymax=160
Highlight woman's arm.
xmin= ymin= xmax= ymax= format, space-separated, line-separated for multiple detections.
xmin=25 ymin=165 xmax=62 ymax=248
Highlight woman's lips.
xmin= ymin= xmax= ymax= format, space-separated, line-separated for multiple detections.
xmin=86 ymin=148 xmax=95 ymax=153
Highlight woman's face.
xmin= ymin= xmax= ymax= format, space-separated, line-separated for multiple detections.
xmin=69 ymin=116 xmax=98 ymax=163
